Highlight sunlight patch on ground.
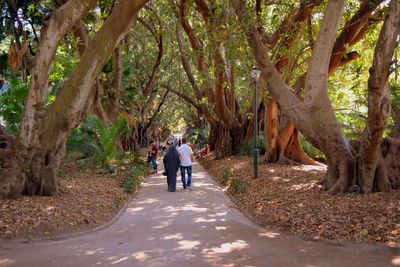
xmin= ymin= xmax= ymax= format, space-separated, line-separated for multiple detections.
xmin=194 ymin=182 xmax=215 ymax=187
xmin=163 ymin=205 xmax=207 ymax=213
xmin=290 ymin=182 xmax=317 ymax=191
xmin=153 ymin=220 xmax=172 ymax=229
xmin=176 ymin=240 xmax=201 ymax=250
xmin=291 ymin=165 xmax=326 ymax=172
xmin=271 ymin=176 xmax=290 ymax=182
xmin=215 ymin=226 xmax=227 ymax=231
xmin=205 ymin=240 xmax=249 ymax=254
xmin=192 ymin=171 xmax=208 ymax=177
xmin=162 ymin=233 xmax=183 ymax=240
xmin=392 ymin=256 xmax=400 ymax=265
xmin=136 ymin=198 xmax=159 ymax=204
xmin=258 ymin=231 xmax=280 ymax=238
xmin=86 ymin=248 xmax=106 ymax=256
xmin=0 ymin=259 xmax=15 ymax=265
xmin=193 ymin=217 xmax=217 ymax=223
xmin=85 ymin=250 xmax=98 ymax=256
xmin=131 ymin=251 xmax=150 ymax=261
xmin=126 ymin=207 xmax=144 ymax=213
xmin=111 ymin=256 xmax=129 ymax=264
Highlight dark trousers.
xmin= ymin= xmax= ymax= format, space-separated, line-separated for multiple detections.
xmin=180 ymin=165 xmax=192 ymax=189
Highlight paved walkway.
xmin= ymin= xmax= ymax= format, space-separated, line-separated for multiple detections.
xmin=1 ymin=161 xmax=399 ymax=266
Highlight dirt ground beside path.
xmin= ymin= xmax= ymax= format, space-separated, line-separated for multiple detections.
xmin=0 ymin=160 xmax=137 ymax=240
xmin=200 ymin=153 xmax=400 ymax=247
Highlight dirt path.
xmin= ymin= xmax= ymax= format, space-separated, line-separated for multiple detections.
xmin=1 ymin=162 xmax=399 ymax=266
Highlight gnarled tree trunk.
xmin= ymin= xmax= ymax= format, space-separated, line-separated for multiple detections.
xmin=0 ymin=0 xmax=98 ymax=199
xmin=0 ymin=0 xmax=149 ymax=199
xmin=232 ymin=0 xmax=400 ymax=194
xmin=263 ymin=0 xmax=384 ymax=166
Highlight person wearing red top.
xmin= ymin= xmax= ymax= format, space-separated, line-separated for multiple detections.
xmin=198 ymin=144 xmax=209 ymax=157
xmin=149 ymin=141 xmax=158 ymax=174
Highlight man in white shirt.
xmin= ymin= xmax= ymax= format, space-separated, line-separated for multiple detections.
xmin=177 ymin=138 xmax=194 ymax=190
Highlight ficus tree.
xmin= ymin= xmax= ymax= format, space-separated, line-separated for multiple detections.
xmin=0 ymin=0 xmax=150 ymax=199
xmin=231 ymin=0 xmax=400 ymax=194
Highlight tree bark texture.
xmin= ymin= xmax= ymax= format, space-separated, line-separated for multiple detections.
xmin=177 ymin=0 xmax=246 ymax=156
xmin=232 ymin=0 xmax=400 ymax=194
xmin=0 ymin=0 xmax=149 ymax=199
xmin=0 ymin=0 xmax=98 ymax=199
xmin=264 ymin=0 xmax=383 ymax=165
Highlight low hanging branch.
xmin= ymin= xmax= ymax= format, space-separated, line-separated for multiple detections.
xmin=162 ymin=85 xmax=201 ymax=110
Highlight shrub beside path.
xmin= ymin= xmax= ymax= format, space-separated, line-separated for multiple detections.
xmin=0 ymin=162 xmax=398 ymax=266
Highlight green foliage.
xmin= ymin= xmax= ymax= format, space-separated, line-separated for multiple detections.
xmin=49 ymin=44 xmax=79 ymax=86
xmin=235 ymin=135 xmax=266 ymax=156
xmin=122 ymin=162 xmax=148 ymax=193
xmin=187 ymin=128 xmax=209 ymax=147
xmin=67 ymin=115 xmax=130 ymax=166
xmin=67 ymin=129 xmax=100 ymax=158
xmin=220 ymin=167 xmax=233 ymax=184
xmin=389 ymin=81 xmax=400 ymax=133
xmin=231 ymin=178 xmax=247 ymax=193
xmin=0 ymin=77 xmax=28 ymax=134
xmin=300 ymin=134 xmax=325 ymax=162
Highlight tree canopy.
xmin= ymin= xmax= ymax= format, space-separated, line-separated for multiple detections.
xmin=0 ymin=0 xmax=399 ymax=198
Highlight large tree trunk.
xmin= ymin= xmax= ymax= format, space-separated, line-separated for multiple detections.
xmin=177 ymin=0 xmax=245 ymax=157
xmin=263 ymin=0 xmax=383 ymax=166
xmin=73 ymin=21 xmax=112 ymax=126
xmin=36 ymin=0 xmax=148 ymax=196
xmin=0 ymin=0 xmax=98 ymax=199
xmin=0 ymin=0 xmax=149 ymax=199
xmin=232 ymin=0 xmax=400 ymax=194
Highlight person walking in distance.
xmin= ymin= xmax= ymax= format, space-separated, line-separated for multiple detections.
xmin=149 ymin=141 xmax=158 ymax=174
xmin=177 ymin=138 xmax=194 ymax=190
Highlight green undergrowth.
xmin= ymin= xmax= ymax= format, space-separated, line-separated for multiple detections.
xmin=65 ymin=151 xmax=150 ymax=193
xmin=235 ymin=135 xmax=266 ymax=156
xmin=219 ymin=167 xmax=247 ymax=193
xmin=122 ymin=161 xmax=148 ymax=193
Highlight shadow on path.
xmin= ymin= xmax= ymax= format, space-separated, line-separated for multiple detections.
xmin=1 ymin=161 xmax=399 ymax=266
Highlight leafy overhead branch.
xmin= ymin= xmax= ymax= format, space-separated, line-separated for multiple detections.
xmin=162 ymin=84 xmax=200 ymax=110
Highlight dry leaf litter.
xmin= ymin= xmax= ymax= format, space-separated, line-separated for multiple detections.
xmin=200 ymin=153 xmax=400 ymax=247
xmin=0 ymin=160 xmax=135 ymax=240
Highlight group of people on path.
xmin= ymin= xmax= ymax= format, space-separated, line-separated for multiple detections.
xmin=148 ymin=138 xmax=194 ymax=192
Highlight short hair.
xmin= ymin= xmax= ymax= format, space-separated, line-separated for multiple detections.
xmin=182 ymin=138 xmax=187 ymax=143
xmin=149 ymin=141 xmax=154 ymax=144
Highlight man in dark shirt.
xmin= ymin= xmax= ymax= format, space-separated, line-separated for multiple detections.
xmin=149 ymin=141 xmax=158 ymax=174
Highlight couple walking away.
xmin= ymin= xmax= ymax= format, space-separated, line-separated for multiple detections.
xmin=163 ymin=138 xmax=193 ymax=192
